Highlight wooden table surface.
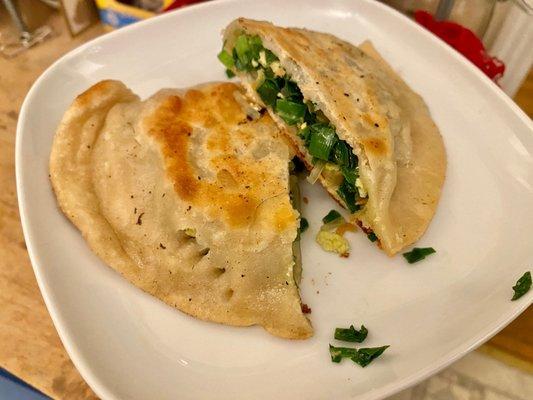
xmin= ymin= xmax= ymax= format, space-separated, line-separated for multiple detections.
xmin=0 ymin=11 xmax=531 ymax=400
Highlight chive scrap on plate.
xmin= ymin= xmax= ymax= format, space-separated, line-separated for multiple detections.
xmin=299 ymin=218 xmax=309 ymax=234
xmin=353 ymin=346 xmax=390 ymax=367
xmin=402 ymin=247 xmax=436 ymax=264
xmin=329 ymin=345 xmax=357 ymax=363
xmin=334 ymin=325 xmax=368 ymax=343
xmin=511 ymin=271 xmax=531 ymax=301
xmin=329 ymin=344 xmax=389 ymax=367
xmin=322 ymin=210 xmax=342 ymax=224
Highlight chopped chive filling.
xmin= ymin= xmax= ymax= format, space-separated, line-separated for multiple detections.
xmin=276 ymin=99 xmax=307 ymax=125
xmin=256 ymin=79 xmax=278 ymax=106
xmin=337 ymin=180 xmax=361 ymax=213
xmin=308 ymin=124 xmax=337 ymax=160
xmin=218 ymin=34 xmax=366 ymax=213
xmin=217 ymin=50 xmax=234 ymax=69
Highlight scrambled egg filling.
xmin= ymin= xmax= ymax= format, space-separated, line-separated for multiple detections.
xmin=316 ymin=230 xmax=350 ymax=257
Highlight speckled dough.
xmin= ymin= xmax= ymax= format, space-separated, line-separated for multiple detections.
xmin=49 ymin=80 xmax=312 ymax=339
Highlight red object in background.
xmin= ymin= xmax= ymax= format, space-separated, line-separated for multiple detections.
xmin=414 ymin=10 xmax=505 ymax=82
xmin=163 ymin=0 xmax=206 ymax=12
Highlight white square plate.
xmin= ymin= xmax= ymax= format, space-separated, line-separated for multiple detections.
xmin=16 ymin=1 xmax=533 ymax=399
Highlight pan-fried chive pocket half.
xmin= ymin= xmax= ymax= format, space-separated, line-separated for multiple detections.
xmin=218 ymin=34 xmax=365 ymax=215
xmin=221 ymin=19 xmax=446 ymax=256
xmin=49 ymin=80 xmax=312 ymax=339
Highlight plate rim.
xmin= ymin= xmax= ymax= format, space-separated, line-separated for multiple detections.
xmin=15 ymin=0 xmax=533 ymax=399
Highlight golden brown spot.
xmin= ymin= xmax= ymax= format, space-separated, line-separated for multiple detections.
xmin=217 ymin=169 xmax=238 ymax=188
xmin=225 ymin=196 xmax=259 ymax=226
xmin=145 ymin=83 xmax=286 ymax=229
xmin=362 ymin=113 xmax=377 ymax=127
xmin=223 ymin=288 xmax=234 ymax=301
xmin=207 ymin=126 xmax=230 ymax=152
xmin=75 ymin=80 xmax=116 ymax=106
xmin=272 ymin=203 xmax=295 ymax=232
xmin=363 ymin=138 xmax=387 ymax=156
xmin=146 ymin=95 xmax=199 ymax=202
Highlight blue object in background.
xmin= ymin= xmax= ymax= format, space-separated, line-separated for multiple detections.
xmin=0 ymin=368 xmax=49 ymax=400
xmin=98 ymin=9 xmax=141 ymax=28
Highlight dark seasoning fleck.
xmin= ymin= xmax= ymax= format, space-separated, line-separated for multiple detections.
xmin=136 ymin=212 xmax=145 ymax=225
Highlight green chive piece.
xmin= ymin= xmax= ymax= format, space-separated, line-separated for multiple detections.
xmin=353 ymin=346 xmax=389 ymax=367
xmin=257 ymin=78 xmax=279 ymax=107
xmin=299 ymin=218 xmax=309 ymax=234
xmin=232 ymin=34 xmax=263 ymax=71
xmin=336 ymin=179 xmax=360 ymax=213
xmin=234 ymin=35 xmax=252 ymax=67
xmin=217 ymin=49 xmax=234 ymax=69
xmin=232 ymin=48 xmax=245 ymax=71
xmin=340 ymin=165 xmax=358 ymax=186
xmin=330 ymin=141 xmax=350 ymax=166
xmin=225 ymin=69 xmax=235 ymax=78
xmin=367 ymin=232 xmax=378 ymax=242
xmin=298 ymin=126 xmax=311 ymax=145
xmin=275 ymin=99 xmax=307 ymax=125
xmin=334 ymin=325 xmax=368 ymax=343
xmin=511 ymin=271 xmax=531 ymax=301
xmin=329 ymin=344 xmax=357 ymax=363
xmin=308 ymin=123 xmax=337 ymax=160
xmin=322 ymin=210 xmax=342 ymax=224
xmin=264 ymin=48 xmax=278 ymax=64
xmin=263 ymin=66 xmax=276 ymax=79
xmin=402 ymin=247 xmax=436 ymax=264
